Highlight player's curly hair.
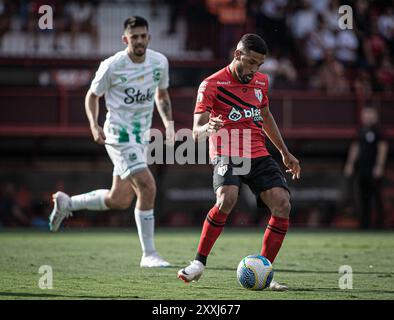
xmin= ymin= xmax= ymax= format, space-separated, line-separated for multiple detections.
xmin=124 ymin=16 xmax=149 ymax=32
xmin=239 ymin=34 xmax=268 ymax=55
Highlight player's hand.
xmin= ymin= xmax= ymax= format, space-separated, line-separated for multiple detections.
xmin=344 ymin=164 xmax=354 ymax=177
xmin=282 ymin=151 xmax=301 ymax=180
xmin=90 ymin=125 xmax=106 ymax=145
xmin=373 ymin=165 xmax=383 ymax=179
xmin=165 ymin=123 xmax=176 ymax=147
xmin=207 ymin=115 xmax=224 ymax=135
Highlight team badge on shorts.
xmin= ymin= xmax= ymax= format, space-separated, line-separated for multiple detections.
xmin=217 ymin=164 xmax=228 ymax=177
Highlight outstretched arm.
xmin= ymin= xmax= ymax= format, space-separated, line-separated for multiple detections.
xmin=261 ymin=106 xmax=301 ymax=180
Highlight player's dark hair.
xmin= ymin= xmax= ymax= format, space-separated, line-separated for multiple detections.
xmin=239 ymin=34 xmax=268 ymax=55
xmin=124 ymin=16 xmax=149 ymax=32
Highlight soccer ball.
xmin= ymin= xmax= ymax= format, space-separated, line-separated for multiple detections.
xmin=237 ymin=255 xmax=274 ymax=290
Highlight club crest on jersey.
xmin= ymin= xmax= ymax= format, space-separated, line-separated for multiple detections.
xmin=228 ymin=107 xmax=242 ymax=121
xmin=153 ymin=68 xmax=161 ymax=82
xmin=254 ymin=88 xmax=263 ymax=103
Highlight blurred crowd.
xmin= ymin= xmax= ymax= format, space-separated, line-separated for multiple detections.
xmin=1 ymin=0 xmax=393 ymax=93
xmin=0 ymin=0 xmax=98 ymax=52
xmin=182 ymin=0 xmax=394 ymax=92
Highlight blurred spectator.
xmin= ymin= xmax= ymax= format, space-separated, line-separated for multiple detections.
xmin=256 ymin=0 xmax=290 ymax=54
xmin=0 ymin=183 xmax=30 ymax=227
xmin=216 ymin=0 xmax=247 ymax=59
xmin=65 ymin=0 xmax=98 ymax=51
xmin=27 ymin=0 xmax=66 ymax=53
xmin=376 ymin=54 xmax=394 ymax=93
xmin=288 ymin=0 xmax=317 ymax=40
xmin=377 ymin=6 xmax=394 ymax=56
xmin=344 ymin=107 xmax=389 ymax=229
xmin=353 ymin=69 xmax=373 ymax=97
xmin=260 ymin=48 xmax=297 ymax=89
xmin=0 ymin=0 xmax=12 ymax=50
xmin=311 ymin=51 xmax=350 ymax=94
xmin=354 ymin=0 xmax=372 ymax=37
xmin=185 ymin=0 xmax=217 ymax=53
xmin=335 ymin=29 xmax=359 ymax=67
xmin=321 ymin=0 xmax=340 ymax=31
xmin=165 ymin=0 xmax=183 ymax=35
xmin=364 ymin=22 xmax=388 ymax=67
xmin=304 ymin=14 xmax=336 ymax=67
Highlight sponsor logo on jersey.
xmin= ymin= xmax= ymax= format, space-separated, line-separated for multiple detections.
xmin=217 ymin=81 xmax=231 ymax=85
xmin=124 ymin=87 xmax=154 ymax=104
xmin=255 ymin=80 xmax=266 ymax=86
xmin=228 ymin=107 xmax=242 ymax=121
xmin=254 ymin=88 xmax=263 ymax=103
xmin=228 ymin=107 xmax=262 ymax=122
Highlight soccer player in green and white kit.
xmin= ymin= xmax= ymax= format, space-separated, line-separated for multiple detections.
xmin=49 ymin=16 xmax=173 ymax=268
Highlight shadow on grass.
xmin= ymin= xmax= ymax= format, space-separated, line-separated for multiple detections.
xmin=0 ymin=292 xmax=140 ymax=299
xmin=288 ymin=287 xmax=394 ymax=295
xmin=208 ymin=266 xmax=394 ymax=276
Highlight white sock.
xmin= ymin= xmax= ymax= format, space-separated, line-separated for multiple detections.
xmin=134 ymin=208 xmax=156 ymax=256
xmin=70 ymin=189 xmax=109 ymax=211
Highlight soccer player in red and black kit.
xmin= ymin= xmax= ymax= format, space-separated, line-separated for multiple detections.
xmin=177 ymin=34 xmax=301 ymax=290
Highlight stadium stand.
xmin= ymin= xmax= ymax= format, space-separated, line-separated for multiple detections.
xmin=0 ymin=0 xmax=393 ymax=229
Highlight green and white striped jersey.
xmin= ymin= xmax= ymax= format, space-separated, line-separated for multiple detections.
xmin=90 ymin=48 xmax=169 ymax=145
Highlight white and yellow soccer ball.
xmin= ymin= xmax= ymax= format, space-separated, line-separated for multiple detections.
xmin=237 ymin=255 xmax=274 ymax=290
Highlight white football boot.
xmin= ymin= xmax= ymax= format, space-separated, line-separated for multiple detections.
xmin=49 ymin=191 xmax=73 ymax=232
xmin=140 ymin=252 xmax=171 ymax=268
xmin=177 ymin=260 xmax=205 ymax=283
xmin=269 ymin=279 xmax=288 ymax=291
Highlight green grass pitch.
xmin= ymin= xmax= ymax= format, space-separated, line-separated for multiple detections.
xmin=0 ymin=229 xmax=393 ymax=300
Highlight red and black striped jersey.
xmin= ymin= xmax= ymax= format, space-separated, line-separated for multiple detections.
xmin=194 ymin=66 xmax=270 ymax=159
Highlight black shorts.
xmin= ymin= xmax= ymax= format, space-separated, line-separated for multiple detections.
xmin=212 ymin=155 xmax=290 ymax=207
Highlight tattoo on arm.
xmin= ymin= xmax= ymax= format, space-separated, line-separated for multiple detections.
xmin=158 ymin=98 xmax=172 ymax=117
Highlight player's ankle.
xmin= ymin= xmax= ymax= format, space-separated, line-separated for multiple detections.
xmin=195 ymin=253 xmax=207 ymax=266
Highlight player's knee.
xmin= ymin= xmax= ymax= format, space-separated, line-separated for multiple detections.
xmin=106 ymin=193 xmax=133 ymax=210
xmin=216 ymin=192 xmax=238 ymax=213
xmin=135 ymin=180 xmax=156 ymax=198
xmin=273 ymin=198 xmax=291 ymax=218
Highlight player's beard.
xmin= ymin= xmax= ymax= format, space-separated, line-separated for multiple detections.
xmin=236 ymin=64 xmax=253 ymax=84
xmin=133 ymin=45 xmax=147 ymax=57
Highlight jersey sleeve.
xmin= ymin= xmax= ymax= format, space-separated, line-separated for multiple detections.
xmin=90 ymin=60 xmax=111 ymax=97
xmin=194 ymin=80 xmax=216 ymax=113
xmin=158 ymin=56 xmax=170 ymax=90
xmin=261 ymin=76 xmax=269 ymax=108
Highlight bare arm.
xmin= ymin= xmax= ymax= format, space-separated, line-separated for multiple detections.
xmin=344 ymin=141 xmax=360 ymax=177
xmin=155 ymin=88 xmax=173 ymax=128
xmin=155 ymin=88 xmax=175 ymax=145
xmin=374 ymin=140 xmax=389 ymax=178
xmin=85 ymin=89 xmax=106 ymax=144
xmin=261 ymin=106 xmax=301 ymax=179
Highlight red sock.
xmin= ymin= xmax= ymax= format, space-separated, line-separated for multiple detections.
xmin=197 ymin=206 xmax=228 ymax=259
xmin=261 ymin=215 xmax=289 ymax=264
